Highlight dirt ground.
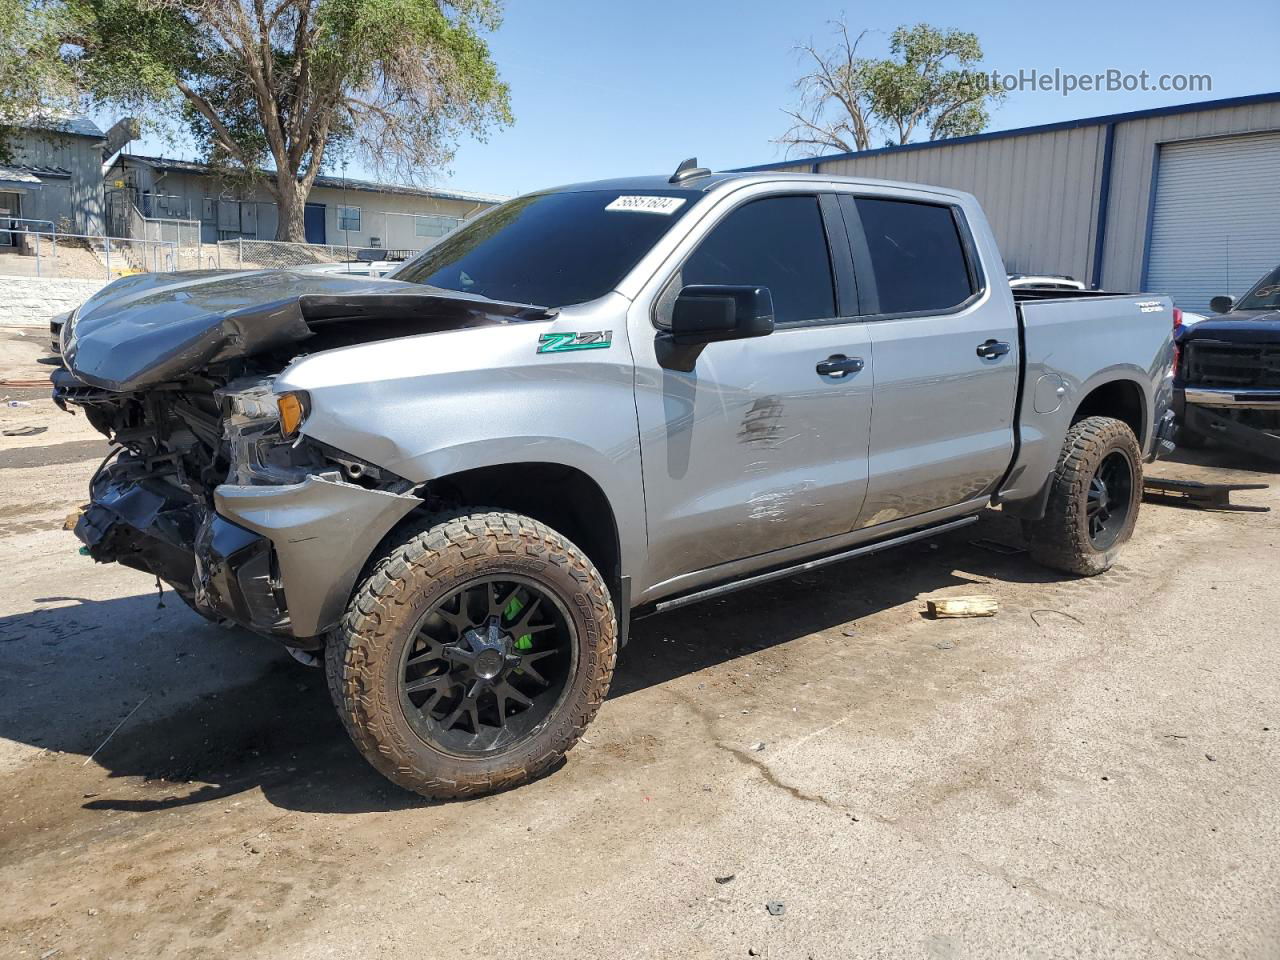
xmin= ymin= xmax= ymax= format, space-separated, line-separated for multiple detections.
xmin=1 ymin=354 xmax=1278 ymax=959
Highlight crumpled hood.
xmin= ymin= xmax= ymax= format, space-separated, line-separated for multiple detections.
xmin=62 ymin=268 xmax=551 ymax=392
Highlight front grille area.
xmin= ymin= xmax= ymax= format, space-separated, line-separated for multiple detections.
xmin=1184 ymin=341 xmax=1280 ymax=389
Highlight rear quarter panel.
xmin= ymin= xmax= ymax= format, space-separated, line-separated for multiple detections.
xmin=1000 ymin=295 xmax=1175 ymax=505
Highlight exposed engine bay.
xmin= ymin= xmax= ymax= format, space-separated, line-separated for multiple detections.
xmin=53 ymin=268 xmax=552 ymax=644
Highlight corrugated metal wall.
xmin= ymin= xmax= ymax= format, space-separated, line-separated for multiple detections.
xmin=811 ymin=126 xmax=1106 ymax=280
xmin=768 ymin=98 xmax=1280 ymax=295
xmin=1099 ymin=100 xmax=1280 ymax=292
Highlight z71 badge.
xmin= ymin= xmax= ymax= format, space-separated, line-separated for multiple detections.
xmin=537 ymin=330 xmax=613 ymax=354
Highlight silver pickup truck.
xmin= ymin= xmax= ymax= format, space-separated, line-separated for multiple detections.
xmin=52 ymin=163 xmax=1176 ymax=798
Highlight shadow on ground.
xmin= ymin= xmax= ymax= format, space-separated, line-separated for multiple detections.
xmin=0 ymin=510 xmax=1070 ymax=818
xmin=0 ymin=480 xmax=1250 ymax=820
xmin=1159 ymin=442 xmax=1280 ymax=475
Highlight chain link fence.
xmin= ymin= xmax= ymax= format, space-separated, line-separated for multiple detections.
xmin=0 ymin=226 xmax=179 ymax=280
xmin=214 ymin=238 xmax=419 ymax=271
xmin=129 ymin=207 xmax=205 ymax=272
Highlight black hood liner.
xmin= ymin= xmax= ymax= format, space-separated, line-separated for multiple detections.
xmin=62 ymin=269 xmax=552 ymax=392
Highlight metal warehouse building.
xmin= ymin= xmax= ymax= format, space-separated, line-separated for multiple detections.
xmin=740 ymin=92 xmax=1280 ymax=311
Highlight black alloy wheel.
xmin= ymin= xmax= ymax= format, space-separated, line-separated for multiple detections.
xmin=398 ymin=575 xmax=575 ymax=757
xmin=1085 ymin=450 xmax=1134 ymax=550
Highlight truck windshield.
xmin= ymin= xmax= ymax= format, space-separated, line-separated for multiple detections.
xmin=392 ymin=189 xmax=698 ymax=308
xmin=1237 ymin=265 xmax=1280 ymax=311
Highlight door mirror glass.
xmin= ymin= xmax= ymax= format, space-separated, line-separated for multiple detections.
xmin=1209 ymin=295 xmax=1234 ymax=314
xmin=669 ymin=284 xmax=775 ymax=345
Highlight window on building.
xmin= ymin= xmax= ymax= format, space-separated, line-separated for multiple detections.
xmin=679 ymin=195 xmax=836 ymax=325
xmin=853 ymin=197 xmax=975 ymax=315
xmin=338 ymin=206 xmax=361 ymax=231
xmin=415 ymin=214 xmax=463 ymax=238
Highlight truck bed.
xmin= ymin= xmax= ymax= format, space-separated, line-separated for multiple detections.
xmin=1010 ymin=287 xmax=1129 ymax=303
xmin=996 ymin=292 xmax=1176 ymax=510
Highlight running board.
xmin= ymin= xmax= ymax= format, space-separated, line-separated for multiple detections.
xmin=652 ymin=514 xmax=980 ymax=615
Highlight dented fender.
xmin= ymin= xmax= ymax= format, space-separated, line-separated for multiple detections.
xmin=214 ymin=475 xmax=421 ymax=638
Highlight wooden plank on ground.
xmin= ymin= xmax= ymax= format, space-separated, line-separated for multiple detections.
xmin=926 ymin=596 xmax=998 ymax=619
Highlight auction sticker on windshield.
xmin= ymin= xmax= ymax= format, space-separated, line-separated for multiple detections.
xmin=605 ymin=195 xmax=687 ymax=215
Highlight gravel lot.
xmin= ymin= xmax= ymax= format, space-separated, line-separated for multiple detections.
xmin=2 ymin=356 xmax=1278 ymax=959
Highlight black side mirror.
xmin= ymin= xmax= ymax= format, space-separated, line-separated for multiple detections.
xmin=668 ymin=285 xmax=775 ymax=346
xmin=1209 ymin=295 xmax=1234 ymax=314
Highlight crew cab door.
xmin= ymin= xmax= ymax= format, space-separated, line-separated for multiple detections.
xmin=629 ymin=190 xmax=873 ymax=597
xmin=839 ymin=192 xmax=1018 ymax=528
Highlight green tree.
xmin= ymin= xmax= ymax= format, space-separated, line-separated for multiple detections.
xmin=863 ymin=24 xmax=997 ymax=146
xmin=778 ymin=19 xmax=1001 ymax=157
xmin=2 ymin=0 xmax=511 ymax=240
xmin=0 ymin=0 xmax=79 ymax=163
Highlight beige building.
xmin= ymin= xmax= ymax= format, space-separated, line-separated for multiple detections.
xmin=104 ymin=154 xmax=505 ymax=252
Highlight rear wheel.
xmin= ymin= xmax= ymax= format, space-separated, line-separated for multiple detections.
xmin=1024 ymin=416 xmax=1143 ymax=576
xmin=326 ymin=510 xmax=616 ymax=799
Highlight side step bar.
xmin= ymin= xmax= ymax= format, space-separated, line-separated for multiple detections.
xmin=652 ymin=514 xmax=980 ymax=615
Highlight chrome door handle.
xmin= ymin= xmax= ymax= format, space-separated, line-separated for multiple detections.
xmin=816 ymin=354 xmax=865 ymax=378
xmin=976 ymin=339 xmax=1011 ymax=360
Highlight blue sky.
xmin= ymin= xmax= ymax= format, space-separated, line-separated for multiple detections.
xmin=117 ymin=0 xmax=1280 ymax=198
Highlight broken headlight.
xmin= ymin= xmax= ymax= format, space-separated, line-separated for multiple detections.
xmin=276 ymin=391 xmax=309 ymax=439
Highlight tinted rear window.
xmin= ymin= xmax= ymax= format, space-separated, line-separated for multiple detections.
xmin=680 ymin=195 xmax=836 ymax=325
xmin=1238 ymin=265 xmax=1280 ymax=311
xmin=855 ymin=198 xmax=975 ymax=314
xmin=392 ymin=190 xmax=696 ymax=307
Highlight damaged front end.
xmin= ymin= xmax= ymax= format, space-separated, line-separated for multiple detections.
xmin=61 ymin=366 xmax=420 ymax=645
xmin=53 ymin=269 xmax=549 ymax=645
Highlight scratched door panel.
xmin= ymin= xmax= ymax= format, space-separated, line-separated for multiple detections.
xmin=628 ymin=190 xmax=874 ymax=593
xmin=632 ymin=323 xmax=873 ymax=587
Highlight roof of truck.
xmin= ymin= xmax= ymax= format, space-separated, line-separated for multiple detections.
xmin=545 ymin=170 xmax=969 ymax=201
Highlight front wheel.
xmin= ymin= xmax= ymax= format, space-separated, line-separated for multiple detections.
xmin=1023 ymin=416 xmax=1143 ymax=576
xmin=326 ymin=511 xmax=617 ymax=800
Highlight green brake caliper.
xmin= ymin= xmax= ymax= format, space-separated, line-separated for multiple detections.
xmin=504 ymin=595 xmax=534 ymax=651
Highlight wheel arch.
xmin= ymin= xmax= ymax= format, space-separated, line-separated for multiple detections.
xmin=413 ymin=461 xmax=624 ymax=607
xmin=1069 ymin=376 xmax=1149 ymax=448
xmin=1000 ymin=371 xmax=1151 ymax=520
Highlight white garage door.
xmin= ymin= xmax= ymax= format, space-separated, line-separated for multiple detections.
xmin=1145 ymin=131 xmax=1280 ymax=312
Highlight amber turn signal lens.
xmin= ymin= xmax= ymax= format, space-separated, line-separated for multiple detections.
xmin=277 ymin=392 xmax=307 ymax=438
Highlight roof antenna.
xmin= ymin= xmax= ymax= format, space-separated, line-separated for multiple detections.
xmin=669 ymin=157 xmax=711 ymax=184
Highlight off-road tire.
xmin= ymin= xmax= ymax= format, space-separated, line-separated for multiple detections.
xmin=1023 ymin=416 xmax=1143 ymax=576
xmin=325 ymin=510 xmax=617 ymax=800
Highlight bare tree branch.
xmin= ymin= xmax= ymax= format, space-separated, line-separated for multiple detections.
xmin=778 ymin=18 xmax=1000 ymax=155
xmin=775 ymin=20 xmax=878 ymax=158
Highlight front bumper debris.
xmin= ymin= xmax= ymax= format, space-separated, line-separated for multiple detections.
xmin=76 ymin=460 xmax=421 ymax=643
xmin=1143 ymin=477 xmax=1270 ymax=513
